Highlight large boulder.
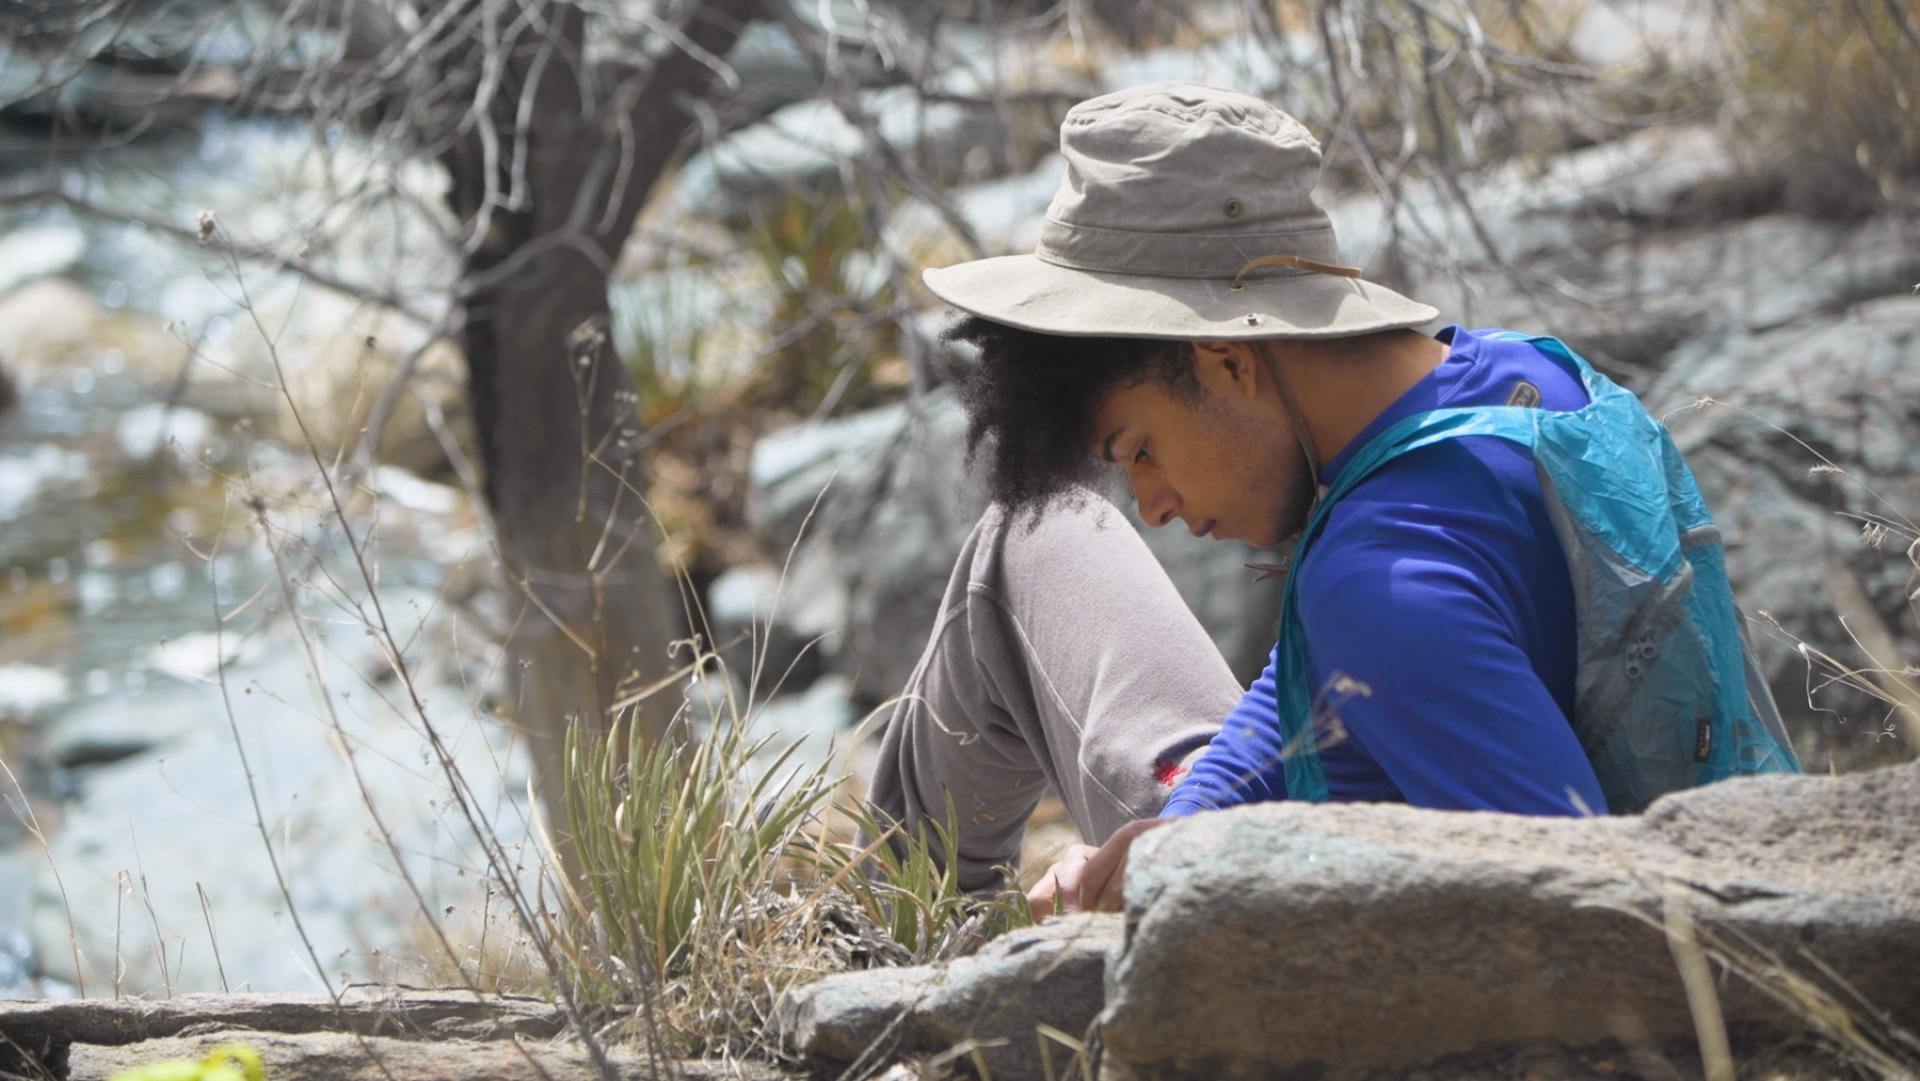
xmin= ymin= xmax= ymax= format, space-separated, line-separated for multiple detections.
xmin=745 ymin=392 xmax=976 ymax=698
xmin=1453 ymin=212 xmax=1920 ymax=372
xmin=1102 ymin=761 xmax=1920 ymax=1079
xmin=703 ymin=561 xmax=827 ymax=691
xmin=778 ymin=762 xmax=1920 ymax=1079
xmin=680 ymin=17 xmax=1085 ymax=221
xmin=1326 ymin=123 xmax=1747 ymax=307
xmin=674 ymin=87 xmax=990 ymax=221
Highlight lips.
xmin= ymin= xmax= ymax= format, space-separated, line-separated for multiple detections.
xmin=1189 ymin=518 xmax=1215 ymax=539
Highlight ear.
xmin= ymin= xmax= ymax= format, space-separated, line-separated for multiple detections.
xmin=1192 ymin=340 xmax=1264 ymax=401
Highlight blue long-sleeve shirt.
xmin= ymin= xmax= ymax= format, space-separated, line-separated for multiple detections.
xmin=1161 ymin=326 xmax=1610 ymax=817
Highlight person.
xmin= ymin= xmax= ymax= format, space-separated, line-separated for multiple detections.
xmin=865 ymin=82 xmax=1799 ymax=919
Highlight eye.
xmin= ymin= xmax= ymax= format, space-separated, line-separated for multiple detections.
xmin=1132 ymin=442 xmax=1150 ymax=466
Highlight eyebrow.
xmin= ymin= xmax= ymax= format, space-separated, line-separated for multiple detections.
xmin=1099 ymin=427 xmax=1123 ymax=464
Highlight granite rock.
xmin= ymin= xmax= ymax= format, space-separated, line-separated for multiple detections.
xmin=1101 ymin=762 xmax=1920 ymax=1079
xmin=777 ymin=913 xmax=1120 ymax=1081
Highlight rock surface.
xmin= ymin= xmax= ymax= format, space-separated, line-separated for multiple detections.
xmin=0 ymin=989 xmax=566 ymax=1048
xmin=705 ymin=561 xmax=827 ymax=692
xmin=776 ymin=913 xmax=1119 ymax=1081
xmin=0 ymin=989 xmax=780 ymax=1080
xmin=1460 ymin=212 xmax=1920 ymax=373
xmin=1102 ymin=761 xmax=1920 ymax=1079
xmin=676 ymin=87 xmax=988 ymax=220
xmin=778 ymin=763 xmax=1920 ymax=1080
xmin=71 ymin=1032 xmax=777 ymax=1081
xmin=1647 ymin=295 xmax=1920 ymax=761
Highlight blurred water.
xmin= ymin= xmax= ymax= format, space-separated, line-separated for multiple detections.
xmin=0 ymin=98 xmax=468 ymax=717
xmin=0 ymin=108 xmax=518 ymax=994
xmin=0 ymin=376 xmax=245 ymax=688
xmin=1 ymin=110 xmax=454 ymax=356
xmin=0 ymin=355 xmax=528 ymax=995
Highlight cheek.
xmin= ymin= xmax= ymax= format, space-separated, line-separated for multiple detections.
xmin=1237 ymin=424 xmax=1306 ymax=525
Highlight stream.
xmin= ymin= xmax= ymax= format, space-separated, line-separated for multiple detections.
xmin=0 ymin=112 xmax=533 ymax=997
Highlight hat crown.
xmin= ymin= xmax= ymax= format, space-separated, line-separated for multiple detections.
xmin=1041 ymin=82 xmax=1339 ymax=277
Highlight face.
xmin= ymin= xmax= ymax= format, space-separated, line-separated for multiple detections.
xmin=1090 ymin=343 xmax=1314 ymax=548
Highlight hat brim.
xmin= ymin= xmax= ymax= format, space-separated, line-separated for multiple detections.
xmin=922 ymin=254 xmax=1438 ymax=341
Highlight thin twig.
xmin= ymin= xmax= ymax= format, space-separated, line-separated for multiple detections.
xmin=197 ymin=882 xmax=231 ymax=994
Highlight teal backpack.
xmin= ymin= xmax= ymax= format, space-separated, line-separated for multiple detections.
xmin=1273 ymin=333 xmax=1801 ymax=813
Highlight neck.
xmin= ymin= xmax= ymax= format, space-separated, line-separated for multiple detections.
xmin=1266 ymin=329 xmax=1450 ymax=463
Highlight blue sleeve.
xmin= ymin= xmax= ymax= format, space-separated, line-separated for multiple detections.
xmin=1294 ymin=521 xmax=1607 ymax=816
xmin=1159 ymin=646 xmax=1286 ymax=817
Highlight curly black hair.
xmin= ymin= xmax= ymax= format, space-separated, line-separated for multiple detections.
xmin=943 ymin=314 xmax=1201 ymax=510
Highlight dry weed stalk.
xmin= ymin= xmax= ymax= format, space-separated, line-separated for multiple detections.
xmin=1671 ymin=396 xmax=1920 ymax=757
xmin=167 ymin=223 xmax=600 ymax=1080
xmin=0 ymin=758 xmax=84 ymax=998
xmin=1602 ymin=887 xmax=1920 ymax=1081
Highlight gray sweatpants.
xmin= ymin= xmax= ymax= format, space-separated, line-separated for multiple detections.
xmin=867 ymin=494 xmax=1243 ymax=893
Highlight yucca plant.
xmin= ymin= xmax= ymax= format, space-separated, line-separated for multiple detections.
xmin=549 ymin=653 xmax=836 ymax=1003
xmin=543 ymin=645 xmax=1023 ymax=1054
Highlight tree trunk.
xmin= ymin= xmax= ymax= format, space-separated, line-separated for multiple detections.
xmin=438 ymin=0 xmax=760 ymax=867
xmin=462 ymin=247 xmax=681 ymax=864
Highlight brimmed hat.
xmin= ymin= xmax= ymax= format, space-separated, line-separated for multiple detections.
xmin=923 ymin=82 xmax=1437 ymax=341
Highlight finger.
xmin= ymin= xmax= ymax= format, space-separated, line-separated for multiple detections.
xmin=1051 ymin=845 xmax=1099 ymax=914
xmin=1026 ymin=869 xmax=1059 ymax=922
xmin=1083 ymin=819 xmax=1167 ymax=913
xmin=1075 ymin=841 xmax=1125 ymax=912
xmin=1092 ymin=845 xmax=1130 ymax=912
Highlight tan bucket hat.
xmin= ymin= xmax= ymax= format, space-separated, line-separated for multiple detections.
xmin=922 ymin=82 xmax=1437 ymax=341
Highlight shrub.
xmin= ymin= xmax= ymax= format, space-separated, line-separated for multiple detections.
xmin=1735 ymin=0 xmax=1920 ymax=216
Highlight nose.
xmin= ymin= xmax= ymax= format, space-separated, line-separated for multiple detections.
xmin=1132 ymin=476 xmax=1179 ymax=529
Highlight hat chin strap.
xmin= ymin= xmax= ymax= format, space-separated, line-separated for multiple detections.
xmin=1259 ymin=350 xmax=1327 ymax=517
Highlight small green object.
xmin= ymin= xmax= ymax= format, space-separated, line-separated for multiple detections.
xmin=109 ymin=1043 xmax=266 ymax=1081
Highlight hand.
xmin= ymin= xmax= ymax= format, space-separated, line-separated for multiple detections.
xmin=1025 ymin=818 xmax=1169 ymax=920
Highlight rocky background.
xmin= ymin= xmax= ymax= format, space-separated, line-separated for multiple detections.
xmin=0 ymin=0 xmax=1915 ymax=1050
